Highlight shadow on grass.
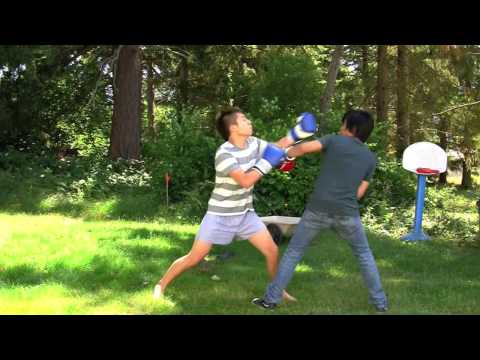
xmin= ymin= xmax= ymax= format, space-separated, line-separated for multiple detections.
xmin=0 ymin=175 xmax=183 ymax=223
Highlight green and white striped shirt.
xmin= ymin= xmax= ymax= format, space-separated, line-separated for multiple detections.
xmin=207 ymin=136 xmax=268 ymax=216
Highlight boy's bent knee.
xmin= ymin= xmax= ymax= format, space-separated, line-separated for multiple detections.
xmin=185 ymin=253 xmax=206 ymax=267
xmin=264 ymin=244 xmax=278 ymax=258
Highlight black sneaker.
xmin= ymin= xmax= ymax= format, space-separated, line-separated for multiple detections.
xmin=252 ymin=298 xmax=277 ymax=310
xmin=374 ymin=305 xmax=389 ymax=313
xmin=217 ymin=251 xmax=235 ymax=261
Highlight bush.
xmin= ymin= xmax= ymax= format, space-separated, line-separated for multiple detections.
xmin=143 ymin=107 xmax=221 ymax=205
xmin=362 ymin=156 xmax=417 ymax=215
xmin=254 ymin=155 xmax=320 ymax=217
xmin=0 ymin=145 xmax=152 ymax=201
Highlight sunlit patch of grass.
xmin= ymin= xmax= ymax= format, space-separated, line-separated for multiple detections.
xmin=1 ymin=210 xmax=480 ymax=314
xmin=295 ymin=263 xmax=314 ymax=273
xmin=0 ymin=283 xmax=88 ymax=314
xmin=325 ymin=265 xmax=348 ymax=279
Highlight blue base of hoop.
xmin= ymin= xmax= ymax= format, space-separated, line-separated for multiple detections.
xmin=401 ymin=231 xmax=431 ymax=242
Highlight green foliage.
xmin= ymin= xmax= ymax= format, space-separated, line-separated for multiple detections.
xmin=424 ymin=186 xmax=479 ymax=245
xmin=245 ymin=51 xmax=323 ymax=120
xmin=359 ymin=154 xmax=479 ymax=247
xmin=254 ymin=155 xmax=320 ymax=217
xmin=0 ymin=45 xmax=111 ymax=150
xmin=0 ymin=145 xmax=152 ymax=205
xmin=363 ymin=156 xmax=417 ymax=213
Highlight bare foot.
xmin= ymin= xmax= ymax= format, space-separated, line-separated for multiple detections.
xmin=153 ymin=284 xmax=164 ymax=299
xmin=282 ymin=290 xmax=297 ymax=302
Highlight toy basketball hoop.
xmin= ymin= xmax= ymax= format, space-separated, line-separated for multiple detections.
xmin=401 ymin=142 xmax=447 ymax=242
xmin=402 ymin=142 xmax=447 ymax=174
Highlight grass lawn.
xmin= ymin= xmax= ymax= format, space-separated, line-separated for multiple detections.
xmin=1 ymin=208 xmax=480 ymax=315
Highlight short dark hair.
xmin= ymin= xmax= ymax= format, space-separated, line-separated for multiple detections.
xmin=215 ymin=106 xmax=243 ymax=141
xmin=342 ymin=110 xmax=374 ymax=143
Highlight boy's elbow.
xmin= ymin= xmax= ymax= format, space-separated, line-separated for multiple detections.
xmin=356 ymin=190 xmax=364 ymax=200
xmin=357 ymin=191 xmax=367 ymax=200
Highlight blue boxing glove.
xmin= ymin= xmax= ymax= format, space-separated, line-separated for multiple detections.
xmin=287 ymin=112 xmax=317 ymax=142
xmin=253 ymin=143 xmax=286 ymax=176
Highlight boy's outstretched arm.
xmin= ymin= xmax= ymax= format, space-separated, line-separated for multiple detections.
xmin=230 ymin=144 xmax=286 ymax=188
xmin=286 ymin=139 xmax=323 ymax=159
xmin=275 ymin=136 xmax=295 ymax=149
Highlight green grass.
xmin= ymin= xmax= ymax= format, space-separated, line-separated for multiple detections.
xmin=1 ymin=163 xmax=479 ymax=314
xmin=1 ymin=210 xmax=480 ymax=315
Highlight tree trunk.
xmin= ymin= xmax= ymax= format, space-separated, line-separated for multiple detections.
xmin=461 ymin=157 xmax=473 ymax=188
xmin=176 ymin=55 xmax=189 ymax=122
xmin=376 ymin=45 xmax=388 ymax=123
xmin=409 ymin=112 xmax=419 ymax=144
xmin=395 ymin=45 xmax=410 ymax=159
xmin=461 ymin=123 xmax=474 ymax=189
xmin=109 ymin=45 xmax=142 ymax=160
xmin=319 ymin=45 xmax=344 ymax=132
xmin=361 ymin=45 xmax=370 ymax=102
xmin=438 ymin=116 xmax=448 ymax=185
xmin=320 ymin=45 xmax=344 ymax=114
xmin=461 ymin=78 xmax=474 ymax=189
xmin=146 ymin=57 xmax=155 ymax=136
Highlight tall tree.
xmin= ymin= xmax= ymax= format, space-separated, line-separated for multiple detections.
xmin=146 ymin=56 xmax=155 ymax=136
xmin=461 ymin=118 xmax=474 ymax=188
xmin=361 ymin=45 xmax=370 ymax=103
xmin=395 ymin=45 xmax=410 ymax=158
xmin=176 ymin=54 xmax=189 ymax=120
xmin=376 ymin=45 xmax=388 ymax=123
xmin=109 ymin=45 xmax=142 ymax=160
xmin=445 ymin=45 xmax=478 ymax=188
xmin=318 ymin=45 xmax=344 ymax=134
xmin=438 ymin=115 xmax=449 ymax=185
xmin=319 ymin=45 xmax=344 ymax=116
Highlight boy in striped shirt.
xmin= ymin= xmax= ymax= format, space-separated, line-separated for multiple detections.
xmin=153 ymin=107 xmax=316 ymax=301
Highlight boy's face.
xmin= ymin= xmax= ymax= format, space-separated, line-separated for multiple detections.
xmin=231 ymin=113 xmax=253 ymax=137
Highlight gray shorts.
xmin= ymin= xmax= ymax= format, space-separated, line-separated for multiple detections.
xmin=195 ymin=211 xmax=267 ymax=245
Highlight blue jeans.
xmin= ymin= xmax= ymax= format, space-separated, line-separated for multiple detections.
xmin=264 ymin=209 xmax=388 ymax=308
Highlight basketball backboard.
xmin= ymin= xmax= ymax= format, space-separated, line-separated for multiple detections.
xmin=402 ymin=142 xmax=447 ymax=175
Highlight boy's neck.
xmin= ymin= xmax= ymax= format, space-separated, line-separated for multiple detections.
xmin=228 ymin=134 xmax=249 ymax=149
xmin=340 ymin=133 xmax=363 ymax=144
xmin=339 ymin=129 xmax=355 ymax=138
